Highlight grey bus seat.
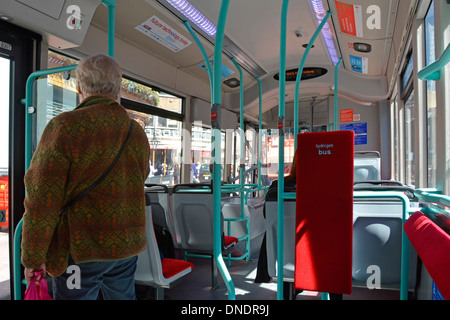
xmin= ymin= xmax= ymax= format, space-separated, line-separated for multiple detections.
xmin=354 ymin=151 xmax=381 ymax=183
xmin=171 ymin=183 xmax=238 ymax=253
xmin=171 ymin=183 xmax=238 ymax=288
xmin=353 ymin=186 xmax=418 ymax=290
xmin=135 ymin=195 xmax=193 ymax=300
xmin=144 ymin=184 xmax=177 ymax=246
xmin=265 ymin=200 xmax=296 ymax=282
xmin=221 ymin=196 xmax=265 ymax=259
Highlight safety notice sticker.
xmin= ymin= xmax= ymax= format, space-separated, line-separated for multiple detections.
xmin=350 ymin=55 xmax=368 ymax=74
xmin=135 ymin=16 xmax=192 ymax=52
xmin=335 ymin=1 xmax=364 ymax=37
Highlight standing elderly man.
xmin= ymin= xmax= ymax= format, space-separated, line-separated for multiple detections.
xmin=21 ymin=54 xmax=150 ymax=300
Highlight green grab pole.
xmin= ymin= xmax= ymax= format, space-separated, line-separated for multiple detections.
xmin=277 ymin=0 xmax=289 ymax=301
xmin=255 ymin=77 xmax=263 ymax=188
xmin=334 ymin=57 xmax=342 ymax=131
xmin=183 ymin=20 xmax=213 ymax=98
xmin=102 ymin=0 xmax=116 ymax=57
xmin=353 ymin=191 xmax=411 ymax=300
xmin=293 ymin=10 xmax=331 ymax=149
xmin=212 ymin=0 xmax=235 ymax=300
xmin=418 ymin=42 xmax=450 ymax=81
xmin=230 ymin=58 xmax=245 ymax=220
xmin=13 ymin=219 xmax=23 ymax=300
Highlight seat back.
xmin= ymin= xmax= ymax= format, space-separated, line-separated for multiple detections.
xmin=353 ymin=185 xmax=418 ymax=288
xmin=145 ymin=184 xmax=176 ymax=245
xmin=171 ymin=184 xmax=216 ymax=253
xmin=265 ymin=200 xmax=296 ymax=281
xmin=354 ymin=151 xmax=381 ymax=183
xmin=135 ymin=195 xmax=166 ymax=287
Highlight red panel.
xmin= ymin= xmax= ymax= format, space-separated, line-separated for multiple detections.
xmin=295 ymin=131 xmax=354 ymax=294
xmin=404 ymin=211 xmax=450 ymax=299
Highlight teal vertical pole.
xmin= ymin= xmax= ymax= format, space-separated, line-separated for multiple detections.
xmin=13 ymin=219 xmax=23 ymax=300
xmin=277 ymin=0 xmax=289 ymax=300
xmin=255 ymin=78 xmax=263 ymax=188
xmin=334 ymin=58 xmax=342 ymax=131
xmin=212 ymin=0 xmax=235 ymax=300
xmin=102 ymin=0 xmax=116 ymax=57
xmin=230 ymin=58 xmax=245 ymax=220
xmin=400 ymin=207 xmax=410 ymax=300
xmin=293 ymin=10 xmax=331 ymax=149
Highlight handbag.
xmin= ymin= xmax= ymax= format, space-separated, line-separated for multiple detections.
xmin=24 ymin=270 xmax=52 ymax=300
xmin=46 ymin=120 xmax=134 ymax=276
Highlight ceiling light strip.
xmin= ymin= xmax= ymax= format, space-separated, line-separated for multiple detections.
xmin=308 ymin=0 xmax=340 ymax=65
xmin=166 ymin=0 xmax=216 ymax=37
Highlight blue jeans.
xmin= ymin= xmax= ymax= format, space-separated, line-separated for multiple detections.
xmin=52 ymin=256 xmax=138 ymax=300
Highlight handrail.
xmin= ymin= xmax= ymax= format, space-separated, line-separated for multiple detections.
xmin=14 ymin=0 xmax=116 ymax=300
xmin=212 ymin=0 xmax=235 ymax=300
xmin=183 ymin=21 xmax=213 ymax=96
xmin=278 ymin=3 xmax=332 ymax=300
xmin=414 ymin=188 xmax=450 ymax=208
xmin=334 ymin=57 xmax=342 ymax=130
xmin=277 ymin=0 xmax=289 ymax=300
xmin=418 ymin=43 xmax=450 ymax=81
xmin=293 ymin=10 xmax=332 ymax=149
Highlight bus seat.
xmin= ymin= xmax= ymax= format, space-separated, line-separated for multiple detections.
xmin=354 ymin=151 xmax=381 ymax=183
xmin=171 ymin=183 xmax=238 ymax=288
xmin=221 ymin=196 xmax=265 ymax=259
xmin=171 ymin=184 xmax=238 ymax=254
xmin=264 ymin=192 xmax=296 ymax=281
xmin=135 ymin=195 xmax=193 ymax=300
xmin=352 ymin=196 xmax=418 ymax=288
xmin=404 ymin=211 xmax=450 ymax=300
xmin=145 ymin=184 xmax=177 ymax=246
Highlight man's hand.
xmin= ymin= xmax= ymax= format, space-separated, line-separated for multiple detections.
xmin=24 ymin=264 xmax=46 ymax=284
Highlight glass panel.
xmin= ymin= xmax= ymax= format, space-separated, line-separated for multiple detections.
xmin=401 ymin=54 xmax=413 ymax=93
xmin=134 ymin=111 xmax=183 ymax=186
xmin=121 ymin=78 xmax=182 ymax=114
xmin=0 ymin=56 xmax=10 ymax=299
xmin=425 ymin=2 xmax=436 ymax=187
xmin=264 ymin=128 xmax=296 ymax=182
xmin=404 ymin=91 xmax=415 ymax=186
xmin=35 ymin=71 xmax=79 ymax=144
xmin=0 ymin=57 xmax=9 ymax=223
xmin=392 ymin=99 xmax=399 ymax=181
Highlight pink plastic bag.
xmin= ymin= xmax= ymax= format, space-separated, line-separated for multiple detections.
xmin=24 ymin=270 xmax=52 ymax=300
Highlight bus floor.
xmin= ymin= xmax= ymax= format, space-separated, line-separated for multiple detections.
xmin=135 ymin=253 xmax=402 ymax=301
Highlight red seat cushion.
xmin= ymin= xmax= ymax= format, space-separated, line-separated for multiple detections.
xmin=404 ymin=211 xmax=450 ymax=299
xmin=224 ymin=235 xmax=238 ymax=248
xmin=295 ymin=131 xmax=354 ymax=295
xmin=161 ymin=258 xmax=193 ymax=278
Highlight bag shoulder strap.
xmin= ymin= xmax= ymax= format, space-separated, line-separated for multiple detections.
xmin=59 ymin=120 xmax=134 ymax=216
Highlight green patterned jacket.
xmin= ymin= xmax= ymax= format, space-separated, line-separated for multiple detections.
xmin=21 ymin=96 xmax=150 ymax=277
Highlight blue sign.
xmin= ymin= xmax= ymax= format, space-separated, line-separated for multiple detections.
xmin=199 ymin=58 xmax=234 ymax=79
xmin=432 ymin=281 xmax=445 ymax=300
xmin=349 ymin=55 xmax=368 ymax=74
xmin=340 ymin=122 xmax=368 ymax=145
xmin=350 ymin=55 xmax=363 ymax=73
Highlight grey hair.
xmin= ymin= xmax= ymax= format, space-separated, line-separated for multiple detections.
xmin=76 ymin=54 xmax=122 ymax=99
